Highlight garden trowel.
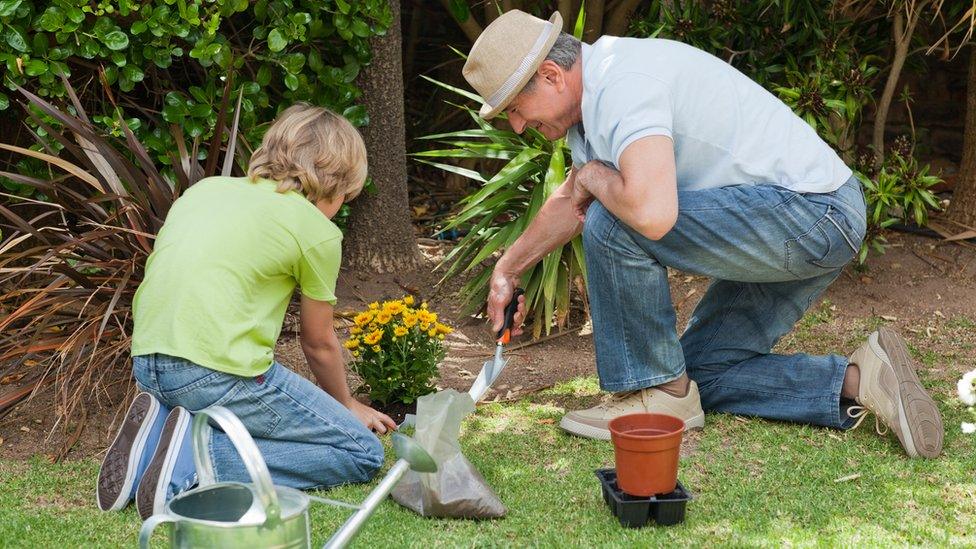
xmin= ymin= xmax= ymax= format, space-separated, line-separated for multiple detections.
xmin=468 ymin=288 xmax=524 ymax=402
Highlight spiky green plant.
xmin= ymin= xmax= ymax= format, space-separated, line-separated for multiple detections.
xmin=415 ymin=78 xmax=586 ymax=338
xmin=0 ymin=76 xmax=245 ymax=429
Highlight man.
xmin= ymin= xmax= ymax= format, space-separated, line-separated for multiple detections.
xmin=461 ymin=10 xmax=943 ymax=458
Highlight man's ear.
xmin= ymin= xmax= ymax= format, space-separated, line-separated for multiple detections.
xmin=537 ymin=60 xmax=564 ymax=89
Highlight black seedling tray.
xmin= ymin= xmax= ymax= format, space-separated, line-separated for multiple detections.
xmin=595 ymin=468 xmax=692 ymax=528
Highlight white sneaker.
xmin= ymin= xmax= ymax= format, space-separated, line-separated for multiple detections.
xmin=559 ymin=381 xmax=705 ymax=440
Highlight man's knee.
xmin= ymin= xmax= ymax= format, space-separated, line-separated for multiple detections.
xmin=349 ymin=434 xmax=385 ymax=482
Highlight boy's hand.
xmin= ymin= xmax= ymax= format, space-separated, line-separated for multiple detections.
xmin=348 ymin=400 xmax=397 ymax=434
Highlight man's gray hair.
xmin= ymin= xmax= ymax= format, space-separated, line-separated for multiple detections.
xmin=521 ymin=33 xmax=582 ymax=94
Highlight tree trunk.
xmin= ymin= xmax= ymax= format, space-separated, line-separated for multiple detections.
xmin=947 ymin=47 xmax=976 ymax=227
xmin=583 ymin=0 xmax=605 ymax=43
xmin=873 ymin=9 xmax=918 ymax=167
xmin=604 ymin=0 xmax=641 ymax=36
xmin=345 ymin=0 xmax=421 ymax=273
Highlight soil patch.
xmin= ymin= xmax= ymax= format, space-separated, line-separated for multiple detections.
xmin=1 ymin=232 xmax=974 ymax=461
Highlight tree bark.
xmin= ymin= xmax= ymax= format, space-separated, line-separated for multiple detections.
xmin=557 ymin=0 xmax=576 ymax=32
xmin=345 ymin=0 xmax=421 ymax=273
xmin=947 ymin=46 xmax=976 ymax=227
xmin=604 ymin=0 xmax=642 ymax=36
xmin=873 ymin=8 xmax=918 ymax=167
xmin=583 ymin=0 xmax=605 ymax=43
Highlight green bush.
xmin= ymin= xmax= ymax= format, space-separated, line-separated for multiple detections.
xmin=0 ymin=0 xmax=390 ymax=193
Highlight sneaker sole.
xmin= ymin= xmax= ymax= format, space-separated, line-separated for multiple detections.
xmin=96 ymin=393 xmax=160 ymax=512
xmin=875 ymin=327 xmax=944 ymax=458
xmin=559 ymin=412 xmax=705 ymax=440
xmin=136 ymin=407 xmax=191 ymax=520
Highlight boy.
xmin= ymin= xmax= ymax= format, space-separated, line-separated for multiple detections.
xmin=96 ymin=104 xmax=396 ymax=519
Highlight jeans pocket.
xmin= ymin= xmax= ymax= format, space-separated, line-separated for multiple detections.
xmin=785 ymin=207 xmax=858 ymax=277
xmin=157 ymin=360 xmax=236 ymax=405
xmin=206 ymin=380 xmax=282 ymax=438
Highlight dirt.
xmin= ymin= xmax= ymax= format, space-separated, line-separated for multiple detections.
xmin=1 ymin=231 xmax=974 ymax=461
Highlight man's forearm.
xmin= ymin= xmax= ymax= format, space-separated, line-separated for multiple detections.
xmin=496 ymin=180 xmax=582 ymax=277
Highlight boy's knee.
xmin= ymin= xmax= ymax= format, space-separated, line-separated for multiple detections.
xmin=351 ymin=435 xmax=385 ymax=482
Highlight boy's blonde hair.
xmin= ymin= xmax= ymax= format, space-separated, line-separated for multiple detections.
xmin=247 ymin=103 xmax=367 ymax=203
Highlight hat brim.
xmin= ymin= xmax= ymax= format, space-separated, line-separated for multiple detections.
xmin=478 ymin=11 xmax=563 ymax=120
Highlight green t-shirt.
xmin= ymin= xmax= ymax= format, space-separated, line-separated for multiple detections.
xmin=131 ymin=176 xmax=342 ymax=377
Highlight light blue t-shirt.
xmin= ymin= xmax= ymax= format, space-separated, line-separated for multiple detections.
xmin=567 ymin=37 xmax=852 ymax=193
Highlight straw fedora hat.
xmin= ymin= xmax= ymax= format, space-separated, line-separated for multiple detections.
xmin=462 ymin=10 xmax=563 ymax=119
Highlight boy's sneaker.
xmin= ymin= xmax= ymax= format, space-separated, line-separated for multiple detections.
xmin=848 ymin=327 xmax=943 ymax=458
xmin=96 ymin=392 xmax=169 ymax=511
xmin=559 ymin=381 xmax=705 ymax=440
xmin=136 ymin=407 xmax=198 ymax=519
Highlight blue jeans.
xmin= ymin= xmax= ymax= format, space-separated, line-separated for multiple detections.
xmin=583 ymin=176 xmax=867 ymax=428
xmin=133 ymin=354 xmax=384 ymax=489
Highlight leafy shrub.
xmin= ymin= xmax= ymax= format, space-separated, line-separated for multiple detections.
xmin=345 ymin=296 xmax=452 ymax=405
xmin=0 ymin=0 xmax=390 ymax=193
xmin=855 ymin=141 xmax=942 ymax=262
xmin=0 ymin=78 xmax=243 ymax=422
xmin=416 ymin=79 xmax=586 ymax=337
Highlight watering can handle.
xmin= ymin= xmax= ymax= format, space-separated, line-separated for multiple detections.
xmin=139 ymin=514 xmax=176 ymax=549
xmin=192 ymin=406 xmax=282 ymax=526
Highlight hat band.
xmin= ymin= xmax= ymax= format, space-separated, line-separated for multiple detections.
xmin=485 ymin=21 xmax=554 ymax=110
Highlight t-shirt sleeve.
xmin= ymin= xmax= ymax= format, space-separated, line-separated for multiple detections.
xmin=295 ymin=237 xmax=341 ymax=304
xmin=593 ymin=73 xmax=674 ymax=167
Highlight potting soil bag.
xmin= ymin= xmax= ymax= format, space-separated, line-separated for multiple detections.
xmin=391 ymin=389 xmax=506 ymax=519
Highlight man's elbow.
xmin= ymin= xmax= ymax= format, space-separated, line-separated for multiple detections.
xmin=635 ymin=209 xmax=677 ymax=241
xmin=302 ymin=334 xmax=338 ymax=355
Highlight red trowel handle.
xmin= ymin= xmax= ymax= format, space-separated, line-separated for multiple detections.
xmin=495 ymin=287 xmax=525 ymax=344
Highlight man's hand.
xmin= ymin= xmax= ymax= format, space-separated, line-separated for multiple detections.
xmin=487 ymin=268 xmax=526 ymax=336
xmin=573 ymin=161 xmax=617 ymax=222
xmin=347 ymin=399 xmax=397 ymax=434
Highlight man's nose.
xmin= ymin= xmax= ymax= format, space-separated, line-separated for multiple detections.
xmin=508 ymin=112 xmax=527 ymax=134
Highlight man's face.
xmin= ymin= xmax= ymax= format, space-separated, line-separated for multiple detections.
xmin=503 ymin=63 xmax=576 ymax=140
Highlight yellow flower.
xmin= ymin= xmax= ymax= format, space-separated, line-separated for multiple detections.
xmin=403 ymin=295 xmax=415 ymax=305
xmin=368 ymin=302 xmax=379 ymax=310
xmin=438 ymin=334 xmax=445 ymax=340
xmin=343 ymin=339 xmax=360 ymax=350
xmin=417 ymin=310 xmax=431 ymax=323
xmin=435 ymin=322 xmax=453 ymax=335
xmin=363 ymin=329 xmax=383 ymax=345
xmin=428 ymin=312 xmax=438 ymax=323
xmin=368 ymin=323 xmax=378 ymax=331
xmin=386 ymin=301 xmax=405 ymax=315
xmin=420 ymin=322 xmax=431 ymax=332
xmin=403 ymin=313 xmax=418 ymax=328
xmin=420 ymin=301 xmax=428 ymax=310
xmin=428 ymin=328 xmax=438 ymax=337
xmin=350 ymin=326 xmax=363 ymax=335
xmin=352 ymin=350 xmax=360 ymax=357
xmin=372 ymin=345 xmax=381 ymax=352
xmin=394 ymin=326 xmax=409 ymax=337
xmin=376 ymin=311 xmax=393 ymax=325
xmin=354 ymin=312 xmax=373 ymax=327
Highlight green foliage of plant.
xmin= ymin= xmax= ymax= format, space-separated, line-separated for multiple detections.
xmin=417 ymin=78 xmax=586 ymax=337
xmin=855 ymin=142 xmax=942 ymax=263
xmin=345 ymin=297 xmax=452 ymax=406
xmin=0 ymin=0 xmax=390 ymax=193
xmin=0 ymin=78 xmax=244 ymax=422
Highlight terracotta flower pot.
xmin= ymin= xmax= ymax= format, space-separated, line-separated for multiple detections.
xmin=608 ymin=413 xmax=684 ymax=497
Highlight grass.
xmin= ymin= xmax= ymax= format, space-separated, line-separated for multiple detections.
xmin=3 ymin=309 xmax=975 ymax=547
xmin=2 ymin=376 xmax=975 ymax=548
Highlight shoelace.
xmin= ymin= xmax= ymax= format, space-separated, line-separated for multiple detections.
xmin=847 ymin=405 xmax=889 ymax=435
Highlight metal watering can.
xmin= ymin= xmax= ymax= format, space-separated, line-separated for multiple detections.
xmin=139 ymin=406 xmax=436 ymax=549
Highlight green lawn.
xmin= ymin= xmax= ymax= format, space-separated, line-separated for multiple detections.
xmin=2 ymin=374 xmax=975 ymax=548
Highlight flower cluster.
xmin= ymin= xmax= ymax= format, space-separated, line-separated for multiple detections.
xmin=958 ymin=369 xmax=976 ymax=434
xmin=345 ymin=296 xmax=452 ymax=406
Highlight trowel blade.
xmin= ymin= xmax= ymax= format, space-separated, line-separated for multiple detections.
xmin=468 ymin=355 xmax=509 ymax=403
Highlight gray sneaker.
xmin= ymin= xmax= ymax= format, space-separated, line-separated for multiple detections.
xmin=559 ymin=381 xmax=705 ymax=440
xmin=848 ymin=327 xmax=943 ymax=458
